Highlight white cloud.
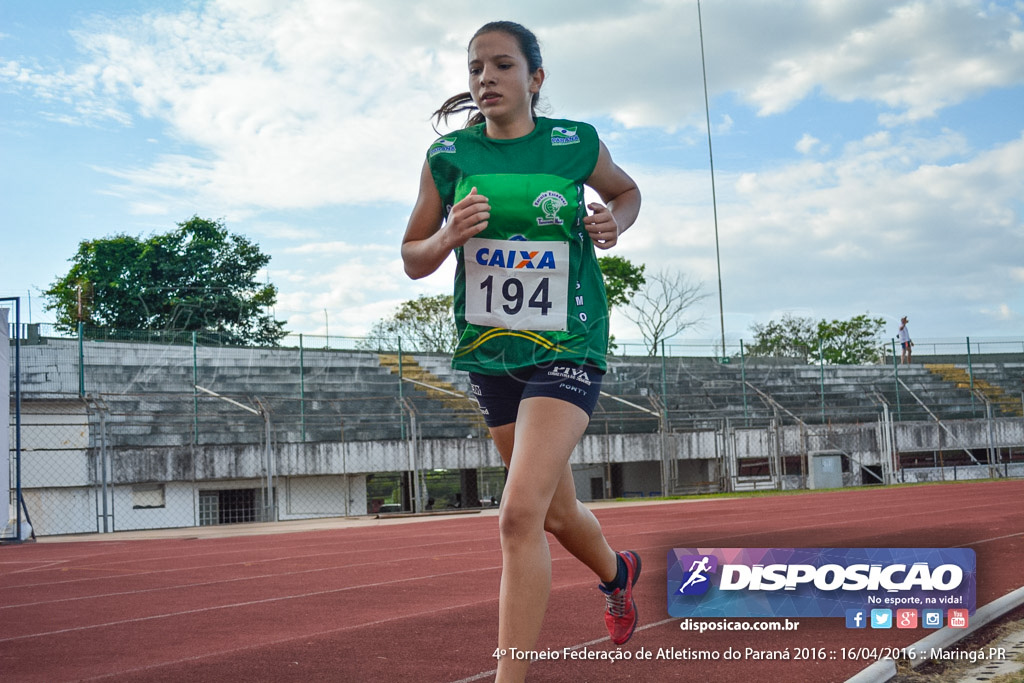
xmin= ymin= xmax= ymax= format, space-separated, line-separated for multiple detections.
xmin=2 ymin=0 xmax=1023 ymax=341
xmin=5 ymin=0 xmax=1022 ymax=217
xmin=979 ymin=303 xmax=1016 ymax=323
xmin=796 ymin=133 xmax=821 ymax=154
xmin=282 ymin=241 xmax=390 ymax=256
xmin=6 ymin=2 xmax=1018 ymax=163
xmin=742 ymin=1 xmax=1024 ymax=122
xmin=615 ymin=128 xmax=1024 ymax=337
xmin=128 ymin=201 xmax=169 ymax=216
xmin=6 ymin=2 xmax=461 ymax=212
xmin=274 ymin=248 xmax=456 ymax=336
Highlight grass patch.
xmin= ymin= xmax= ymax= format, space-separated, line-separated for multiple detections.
xmin=613 ymin=477 xmax=1012 ymax=504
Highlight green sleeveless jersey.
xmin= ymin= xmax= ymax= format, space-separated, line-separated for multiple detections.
xmin=427 ymin=117 xmax=609 ymax=374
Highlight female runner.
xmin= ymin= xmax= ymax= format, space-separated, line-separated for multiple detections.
xmin=401 ymin=21 xmax=642 ymax=682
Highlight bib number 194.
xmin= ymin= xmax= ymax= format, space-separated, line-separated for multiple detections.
xmin=464 ymin=238 xmax=568 ymax=331
xmin=479 ymin=275 xmax=552 ymax=316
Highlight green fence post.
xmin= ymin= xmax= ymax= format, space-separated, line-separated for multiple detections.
xmin=660 ymin=340 xmax=671 ymax=496
xmin=299 ymin=333 xmax=306 ymax=442
xmin=192 ymin=330 xmax=198 ymax=445
xmin=660 ymin=339 xmax=669 ymax=422
xmin=78 ymin=321 xmax=84 ymax=397
xmin=819 ymin=336 xmax=826 ymax=424
xmin=891 ymin=339 xmax=902 ymax=421
xmin=966 ymin=335 xmax=976 ymax=417
xmin=740 ymin=339 xmax=749 ymax=425
xmin=398 ymin=336 xmax=406 ymax=440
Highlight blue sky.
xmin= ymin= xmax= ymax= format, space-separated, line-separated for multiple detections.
xmin=2 ymin=0 xmax=1023 ymax=350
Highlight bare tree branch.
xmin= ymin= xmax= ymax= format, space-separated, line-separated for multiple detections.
xmin=622 ymin=269 xmax=708 ymax=355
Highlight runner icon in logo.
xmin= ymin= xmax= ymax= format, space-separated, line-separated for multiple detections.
xmin=677 ymin=555 xmax=717 ymax=595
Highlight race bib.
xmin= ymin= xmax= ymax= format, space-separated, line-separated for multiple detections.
xmin=464 ymin=237 xmax=569 ymax=331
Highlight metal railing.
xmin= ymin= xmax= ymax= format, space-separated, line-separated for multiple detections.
xmin=6 ymin=322 xmax=1024 ymax=538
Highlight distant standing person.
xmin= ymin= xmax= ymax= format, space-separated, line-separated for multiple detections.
xmin=898 ymin=316 xmax=913 ymax=364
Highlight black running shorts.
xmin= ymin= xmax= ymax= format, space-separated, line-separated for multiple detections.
xmin=468 ymin=362 xmax=605 ymax=427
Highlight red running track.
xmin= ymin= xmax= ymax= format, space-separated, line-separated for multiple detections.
xmin=0 ymin=479 xmax=1022 ymax=682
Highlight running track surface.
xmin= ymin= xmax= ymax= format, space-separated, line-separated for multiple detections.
xmin=1 ymin=480 xmax=1022 ymax=683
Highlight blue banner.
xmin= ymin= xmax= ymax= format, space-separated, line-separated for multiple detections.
xmin=668 ymin=548 xmax=976 ymax=619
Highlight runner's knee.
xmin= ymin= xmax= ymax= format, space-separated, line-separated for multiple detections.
xmin=498 ymin=499 xmax=545 ymax=543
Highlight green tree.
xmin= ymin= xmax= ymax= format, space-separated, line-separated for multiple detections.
xmin=360 ymin=293 xmax=457 ymax=353
xmin=747 ymin=314 xmax=817 ymax=361
xmin=747 ymin=313 xmax=885 ymax=364
xmin=598 ymin=255 xmax=646 ymax=309
xmin=599 ymin=255 xmax=647 ymax=353
xmin=44 ymin=216 xmax=285 ymax=345
xmin=816 ymin=314 xmax=886 ymax=365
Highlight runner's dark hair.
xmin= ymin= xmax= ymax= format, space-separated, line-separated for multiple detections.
xmin=432 ymin=21 xmax=543 ymax=132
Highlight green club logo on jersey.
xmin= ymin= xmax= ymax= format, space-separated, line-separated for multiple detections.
xmin=533 ymin=191 xmax=568 ymax=226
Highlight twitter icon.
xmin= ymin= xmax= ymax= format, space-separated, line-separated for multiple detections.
xmin=870 ymin=609 xmax=893 ymax=629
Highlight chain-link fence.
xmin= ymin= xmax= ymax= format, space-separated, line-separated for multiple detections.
xmin=1 ymin=302 xmax=14 ymax=541
xmin=6 ymin=322 xmax=1024 ymax=538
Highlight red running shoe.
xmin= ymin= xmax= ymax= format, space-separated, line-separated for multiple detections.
xmin=599 ymin=550 xmax=641 ymax=644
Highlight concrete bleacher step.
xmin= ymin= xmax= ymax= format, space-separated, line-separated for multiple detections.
xmin=377 ymin=353 xmax=488 ymax=434
xmin=19 ymin=337 xmax=1023 ymax=448
xmin=924 ymin=364 xmax=1023 ymax=417
xmin=75 ymin=341 xmax=398 ymax=393
xmin=656 ymin=361 xmax=989 ymax=424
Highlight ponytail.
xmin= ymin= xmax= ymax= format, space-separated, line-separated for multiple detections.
xmin=432 ymin=92 xmax=485 ymax=132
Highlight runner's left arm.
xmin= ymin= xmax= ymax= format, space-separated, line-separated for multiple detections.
xmin=583 ymin=142 xmax=640 ymax=250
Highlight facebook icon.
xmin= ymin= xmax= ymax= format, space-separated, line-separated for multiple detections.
xmin=846 ymin=609 xmax=867 ymax=629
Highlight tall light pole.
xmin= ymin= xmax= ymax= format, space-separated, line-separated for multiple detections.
xmin=698 ymin=0 xmax=727 ymax=359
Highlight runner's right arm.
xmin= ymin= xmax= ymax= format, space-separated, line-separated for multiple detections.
xmin=402 ymin=160 xmax=490 ymax=280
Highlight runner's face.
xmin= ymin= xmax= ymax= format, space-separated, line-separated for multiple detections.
xmin=467 ymin=31 xmax=542 ymax=126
